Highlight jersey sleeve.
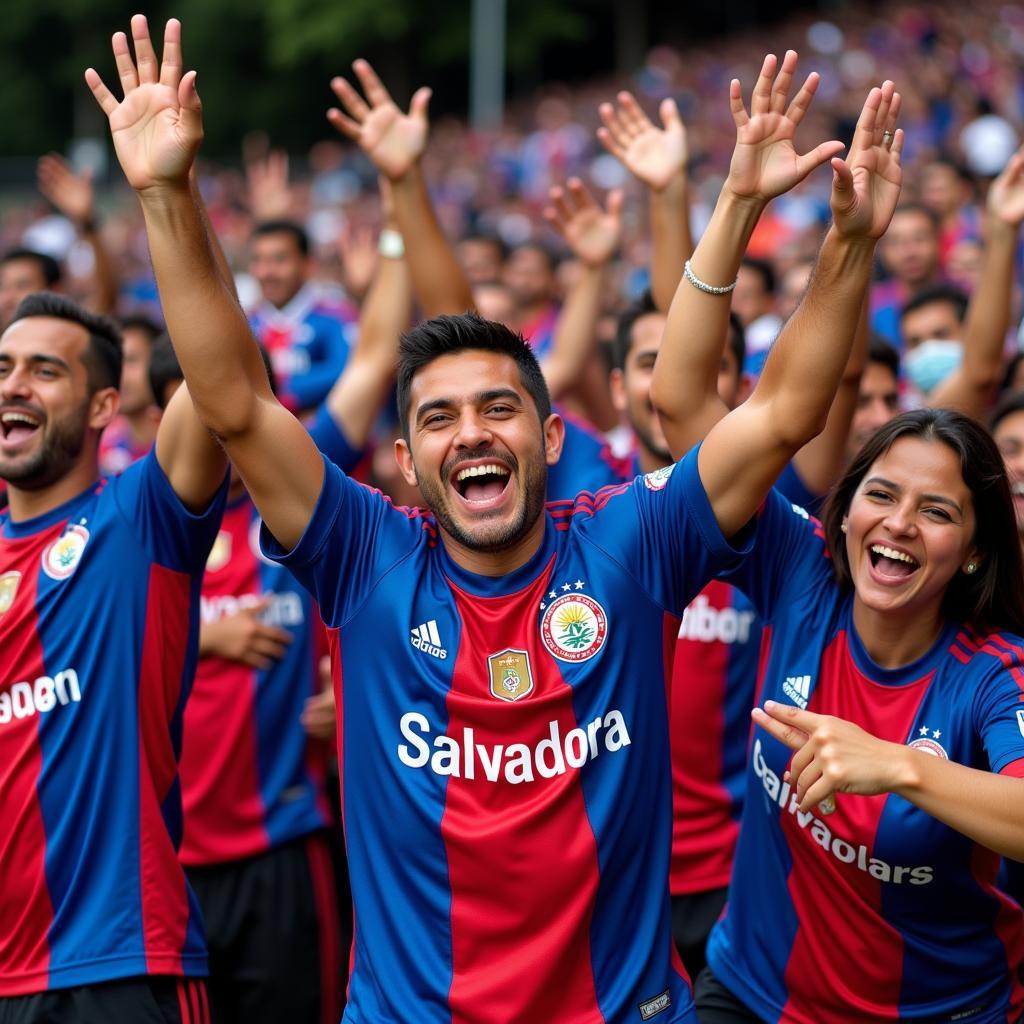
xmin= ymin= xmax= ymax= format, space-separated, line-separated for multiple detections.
xmin=575 ymin=445 xmax=755 ymax=616
xmin=307 ymin=403 xmax=363 ymax=475
xmin=259 ymin=453 xmax=424 ymax=628
xmin=284 ymin=316 xmax=351 ymax=412
xmin=716 ymin=485 xmax=833 ymax=622
xmin=970 ymin=638 xmax=1024 ymax=774
xmin=111 ymin=448 xmax=229 ymax=573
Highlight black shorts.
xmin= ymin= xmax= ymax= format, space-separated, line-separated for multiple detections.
xmin=0 ymin=976 xmax=211 ymax=1024
xmin=186 ymin=831 xmax=344 ymax=1024
xmin=671 ymin=887 xmax=728 ymax=983
xmin=693 ymin=967 xmax=765 ymax=1024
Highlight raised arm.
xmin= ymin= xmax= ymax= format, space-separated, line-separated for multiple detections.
xmin=86 ymin=16 xmax=320 ymax=540
xmin=929 ymin=147 xmax=1024 ymax=418
xmin=597 ymin=91 xmax=690 ymax=313
xmin=326 ymin=180 xmax=412 ymax=448
xmin=328 ymin=60 xmax=473 ymax=317
xmin=37 ymin=154 xmax=118 ymax=315
xmin=650 ymin=51 xmax=846 ymax=457
xmin=539 ymin=178 xmax=622 ymax=400
xmin=663 ymin=77 xmax=903 ymax=539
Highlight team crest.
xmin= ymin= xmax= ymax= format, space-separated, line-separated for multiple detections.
xmin=0 ymin=571 xmax=21 ymax=615
xmin=206 ymin=530 xmax=232 ymax=572
xmin=42 ymin=525 xmax=89 ymax=581
xmin=541 ymin=593 xmax=608 ymax=662
xmin=643 ymin=464 xmax=675 ymax=491
xmin=909 ymin=727 xmax=948 ymax=760
xmin=487 ymin=649 xmax=534 ymax=702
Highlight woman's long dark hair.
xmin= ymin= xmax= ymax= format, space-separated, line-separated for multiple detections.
xmin=822 ymin=408 xmax=1024 ymax=635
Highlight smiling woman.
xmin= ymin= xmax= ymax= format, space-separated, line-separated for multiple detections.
xmin=695 ymin=407 xmax=1024 ymax=1023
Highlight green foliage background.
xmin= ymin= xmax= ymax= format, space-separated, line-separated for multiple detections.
xmin=0 ymin=0 xmax=594 ymax=158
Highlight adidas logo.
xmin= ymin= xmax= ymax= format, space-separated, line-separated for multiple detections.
xmin=411 ymin=620 xmax=447 ymax=660
xmin=782 ymin=674 xmax=811 ymax=709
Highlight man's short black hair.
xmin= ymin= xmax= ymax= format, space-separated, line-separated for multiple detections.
xmin=2 ymin=248 xmax=61 ymax=288
xmin=899 ymin=284 xmax=969 ymax=324
xmin=867 ymin=334 xmax=900 ymax=378
xmin=251 ymin=220 xmax=309 ymax=256
xmin=396 ymin=313 xmax=550 ymax=440
xmin=740 ymin=257 xmax=775 ymax=295
xmin=508 ymin=241 xmax=558 ymax=272
xmin=459 ymin=233 xmax=508 ymax=261
xmin=10 ymin=291 xmax=122 ymax=392
xmin=149 ymin=335 xmax=277 ymax=411
xmin=891 ymin=202 xmax=940 ymax=231
xmin=613 ymin=292 xmax=660 ymax=369
xmin=118 ymin=313 xmax=163 ymax=344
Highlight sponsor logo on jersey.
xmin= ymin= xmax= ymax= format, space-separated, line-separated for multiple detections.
xmin=0 ymin=571 xmax=21 ymax=615
xmin=411 ymin=619 xmax=447 ymax=659
xmin=679 ymin=594 xmax=756 ymax=644
xmin=0 ymin=668 xmax=82 ymax=726
xmin=488 ymin=648 xmax=533 ymax=702
xmin=638 ymin=990 xmax=671 ymax=1020
xmin=643 ymin=464 xmax=674 ymax=491
xmin=42 ymin=524 xmax=89 ymax=581
xmin=752 ymin=739 xmax=933 ymax=885
xmin=908 ymin=724 xmax=948 ymax=759
xmin=206 ymin=530 xmax=232 ymax=572
xmin=782 ymin=674 xmax=811 ymax=709
xmin=790 ymin=503 xmax=810 ymax=520
xmin=397 ymin=708 xmax=631 ymax=785
xmin=200 ymin=591 xmax=304 ymax=628
xmin=541 ymin=593 xmax=607 ymax=662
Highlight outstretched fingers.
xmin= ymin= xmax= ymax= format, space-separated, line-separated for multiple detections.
xmin=729 ymin=79 xmax=749 ymax=128
xmin=784 ymin=71 xmax=820 ymax=126
xmin=749 ymin=52 xmax=778 ymax=116
xmin=616 ymin=91 xmax=651 ymax=135
xmin=159 ymin=18 xmax=184 ymax=88
xmin=769 ymin=49 xmax=798 ymax=113
xmin=352 ymin=59 xmax=392 ymax=109
xmin=850 ymin=85 xmax=883 ymax=154
xmin=112 ymin=31 xmax=139 ymax=96
xmin=329 ymin=75 xmax=370 ymax=123
xmin=85 ymin=68 xmax=118 ymax=117
xmin=130 ymin=14 xmax=160 ymax=86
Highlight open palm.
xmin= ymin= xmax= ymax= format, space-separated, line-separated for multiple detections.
xmin=329 ymin=60 xmax=430 ymax=182
xmin=85 ymin=16 xmax=201 ymax=192
xmin=726 ymin=51 xmax=843 ymax=203
xmin=597 ymin=93 xmax=687 ymax=192
xmin=830 ymin=82 xmax=903 ymax=241
xmin=544 ymin=178 xmax=623 ymax=268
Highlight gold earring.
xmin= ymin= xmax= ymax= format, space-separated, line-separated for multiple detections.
xmin=965 ymin=562 xmax=977 ymax=575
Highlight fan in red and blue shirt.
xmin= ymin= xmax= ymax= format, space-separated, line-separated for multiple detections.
xmin=0 ymin=289 xmax=227 ymax=1022
xmin=248 ymin=222 xmax=357 ymax=415
xmin=703 ymin=415 xmax=1024 ymax=1024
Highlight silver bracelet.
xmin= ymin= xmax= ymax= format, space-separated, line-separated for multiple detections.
xmin=683 ymin=259 xmax=738 ymax=295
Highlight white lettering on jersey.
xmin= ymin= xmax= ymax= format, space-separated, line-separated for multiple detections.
xmin=410 ymin=620 xmax=447 ymax=659
xmin=200 ymin=592 xmax=304 ymax=628
xmin=678 ymin=595 xmax=756 ymax=645
xmin=0 ymin=668 xmax=82 ymax=726
xmin=782 ymin=674 xmax=811 ymax=709
xmin=397 ymin=709 xmax=631 ymax=785
xmin=752 ymin=739 xmax=933 ymax=885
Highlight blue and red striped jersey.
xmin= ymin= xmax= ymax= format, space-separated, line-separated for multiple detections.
xmin=546 ymin=407 xmax=635 ymax=503
xmin=0 ymin=452 xmax=226 ymax=995
xmin=179 ymin=408 xmax=359 ymax=865
xmin=708 ymin=489 xmax=1024 ymax=1023
xmin=261 ymin=449 xmax=750 ymax=1023
xmin=249 ymin=283 xmax=357 ymax=414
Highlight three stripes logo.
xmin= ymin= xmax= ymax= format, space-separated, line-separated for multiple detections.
xmin=411 ymin=619 xmax=447 ymax=660
xmin=782 ymin=674 xmax=811 ymax=709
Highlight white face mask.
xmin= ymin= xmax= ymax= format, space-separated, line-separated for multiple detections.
xmin=904 ymin=339 xmax=963 ymax=395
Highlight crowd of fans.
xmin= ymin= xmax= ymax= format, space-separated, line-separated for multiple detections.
xmin=6 ymin=2 xmax=1024 ymax=1022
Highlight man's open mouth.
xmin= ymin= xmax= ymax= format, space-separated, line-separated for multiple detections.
xmin=0 ymin=410 xmax=42 ymax=445
xmin=452 ymin=462 xmax=512 ymax=504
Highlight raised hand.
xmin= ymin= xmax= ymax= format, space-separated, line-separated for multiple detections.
xmin=597 ymin=92 xmax=687 ymax=192
xmin=85 ymin=16 xmax=201 ymax=192
xmin=726 ymin=50 xmax=844 ymax=203
xmin=543 ymin=178 xmax=623 ymax=269
xmin=246 ymin=149 xmax=293 ymax=221
xmin=986 ymin=146 xmax=1024 ymax=227
xmin=328 ymin=60 xmax=430 ymax=181
xmin=37 ymin=154 xmax=95 ymax=226
xmin=829 ymin=81 xmax=903 ymax=241
xmin=753 ymin=700 xmax=906 ymax=813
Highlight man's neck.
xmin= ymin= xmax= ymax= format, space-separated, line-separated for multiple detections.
xmin=5 ymin=461 xmax=100 ymax=523
xmin=439 ymin=514 xmax=546 ymax=578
